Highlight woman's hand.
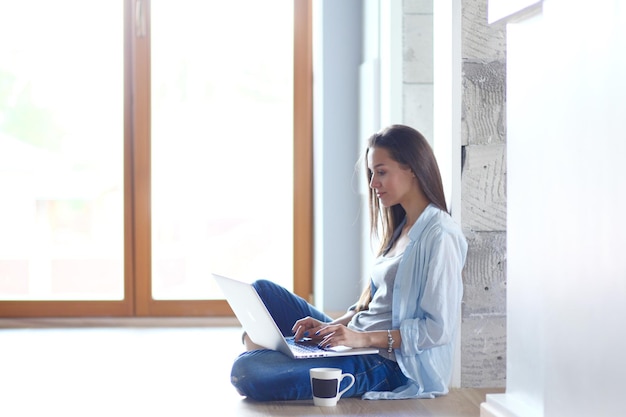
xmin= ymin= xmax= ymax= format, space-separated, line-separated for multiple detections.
xmin=314 ymin=324 xmax=370 ymax=349
xmin=291 ymin=316 xmax=326 ymax=341
xmin=292 ymin=311 xmax=367 ymax=348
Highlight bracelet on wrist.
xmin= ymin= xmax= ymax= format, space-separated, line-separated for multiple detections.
xmin=387 ymin=329 xmax=395 ymax=353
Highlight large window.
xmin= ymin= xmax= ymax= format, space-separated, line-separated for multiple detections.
xmin=150 ymin=1 xmax=293 ymax=300
xmin=0 ymin=0 xmax=312 ymax=317
xmin=0 ymin=1 xmax=125 ymax=302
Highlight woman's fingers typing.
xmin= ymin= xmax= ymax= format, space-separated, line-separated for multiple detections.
xmin=291 ymin=317 xmax=322 ymax=340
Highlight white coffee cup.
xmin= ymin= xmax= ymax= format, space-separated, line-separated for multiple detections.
xmin=309 ymin=367 xmax=355 ymax=407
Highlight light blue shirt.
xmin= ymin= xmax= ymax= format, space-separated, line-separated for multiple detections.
xmin=362 ymin=204 xmax=468 ymax=400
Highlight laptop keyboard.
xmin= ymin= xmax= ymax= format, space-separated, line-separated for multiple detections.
xmin=286 ymin=338 xmax=325 ymax=354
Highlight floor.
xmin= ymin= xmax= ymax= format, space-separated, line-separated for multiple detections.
xmin=0 ymin=318 xmax=503 ymax=416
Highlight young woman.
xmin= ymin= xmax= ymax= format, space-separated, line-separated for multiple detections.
xmin=230 ymin=124 xmax=467 ymax=401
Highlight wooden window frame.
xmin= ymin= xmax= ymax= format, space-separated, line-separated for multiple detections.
xmin=0 ymin=0 xmax=312 ymax=318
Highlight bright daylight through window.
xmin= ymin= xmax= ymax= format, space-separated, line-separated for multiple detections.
xmin=149 ymin=0 xmax=294 ymax=299
xmin=0 ymin=0 xmax=294 ymax=302
xmin=0 ymin=1 xmax=124 ymax=300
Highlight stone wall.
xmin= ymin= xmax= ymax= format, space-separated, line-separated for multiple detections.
xmin=402 ymin=0 xmax=507 ymax=388
xmin=459 ymin=0 xmax=507 ymax=387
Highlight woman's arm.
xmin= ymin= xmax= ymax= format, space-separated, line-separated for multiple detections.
xmin=313 ymin=326 xmax=402 ymax=350
xmin=329 ymin=310 xmax=356 ymax=326
xmin=398 ymin=230 xmax=466 ymax=353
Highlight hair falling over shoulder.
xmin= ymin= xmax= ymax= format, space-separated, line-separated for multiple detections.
xmin=358 ymin=125 xmax=448 ymax=311
xmin=365 ymin=124 xmax=448 ymax=257
xmin=354 ymin=285 xmax=372 ymax=312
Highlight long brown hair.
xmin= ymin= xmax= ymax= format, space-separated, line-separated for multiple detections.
xmin=355 ymin=125 xmax=448 ymax=311
xmin=366 ymin=124 xmax=448 ymax=256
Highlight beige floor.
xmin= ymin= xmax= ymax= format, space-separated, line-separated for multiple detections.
xmin=0 ymin=319 xmax=502 ymax=417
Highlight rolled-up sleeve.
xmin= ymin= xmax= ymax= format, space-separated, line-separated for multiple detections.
xmin=399 ymin=229 xmax=465 ymax=356
xmin=368 ymin=205 xmax=466 ymax=400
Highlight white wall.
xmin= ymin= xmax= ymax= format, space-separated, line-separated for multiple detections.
xmin=433 ymin=0 xmax=463 ymax=388
xmin=357 ymin=0 xmax=404 ymax=306
xmin=482 ymin=1 xmax=626 ymax=416
xmin=313 ymin=0 xmax=403 ymax=313
xmin=313 ymin=0 xmax=363 ymax=312
xmin=433 ymin=0 xmax=462 ymax=222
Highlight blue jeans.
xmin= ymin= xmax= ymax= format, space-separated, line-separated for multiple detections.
xmin=230 ymin=279 xmax=408 ymax=401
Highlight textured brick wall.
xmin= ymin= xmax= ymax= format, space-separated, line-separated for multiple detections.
xmin=460 ymin=0 xmax=507 ymax=387
xmin=402 ymin=0 xmax=507 ymax=387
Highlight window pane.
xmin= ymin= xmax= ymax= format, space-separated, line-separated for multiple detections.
xmin=0 ymin=1 xmax=124 ymax=300
xmin=151 ymin=1 xmax=294 ymax=299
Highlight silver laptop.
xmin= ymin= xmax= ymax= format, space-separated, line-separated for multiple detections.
xmin=213 ymin=273 xmax=379 ymax=359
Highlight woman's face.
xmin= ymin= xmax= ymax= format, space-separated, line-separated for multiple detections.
xmin=367 ymin=146 xmax=416 ymax=208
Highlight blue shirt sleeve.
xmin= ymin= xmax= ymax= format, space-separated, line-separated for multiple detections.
xmin=363 ymin=204 xmax=468 ymax=400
